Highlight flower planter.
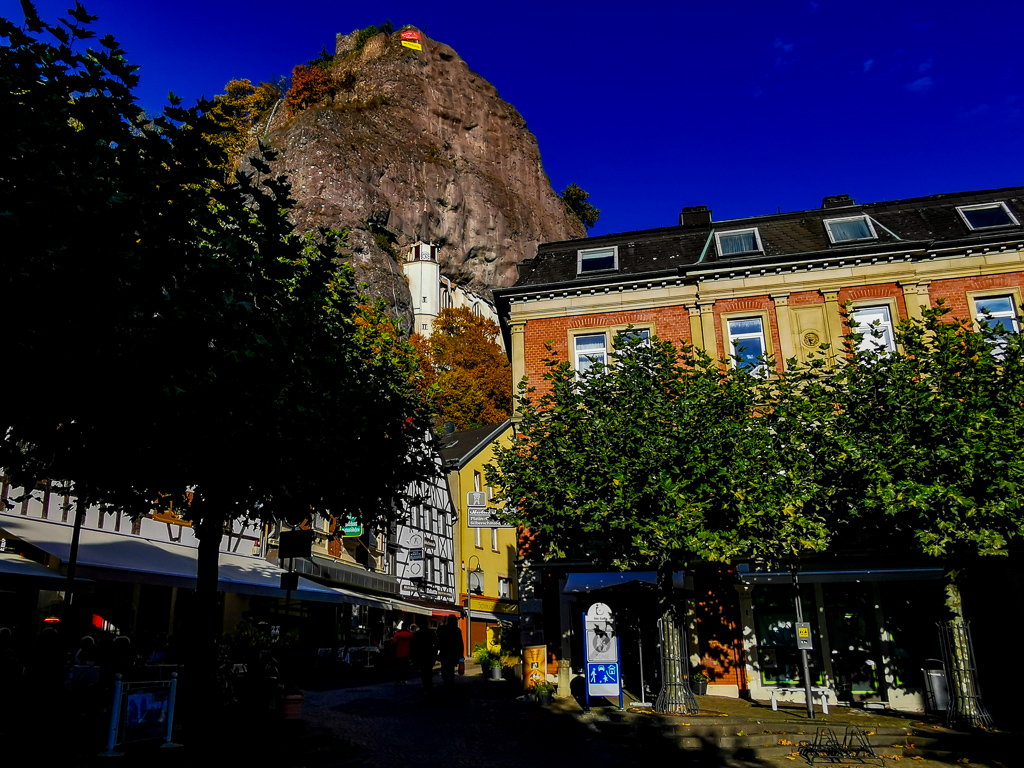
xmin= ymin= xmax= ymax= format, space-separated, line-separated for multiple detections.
xmin=693 ymin=681 xmax=708 ymax=696
xmin=490 ymin=665 xmax=503 ymax=681
xmin=279 ymin=694 xmax=304 ymax=720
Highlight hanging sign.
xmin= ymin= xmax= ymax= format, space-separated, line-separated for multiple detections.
xmin=585 ymin=602 xmax=621 ymax=699
xmin=401 ymin=29 xmax=422 ymax=51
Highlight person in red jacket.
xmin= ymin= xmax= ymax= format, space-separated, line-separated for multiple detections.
xmin=392 ymin=622 xmax=414 ymax=685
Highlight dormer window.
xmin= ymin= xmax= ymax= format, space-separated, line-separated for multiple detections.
xmin=824 ymin=215 xmax=877 ymax=244
xmin=715 ymin=228 xmax=763 ymax=256
xmin=577 ymin=246 xmax=618 ymax=275
xmin=957 ymin=202 xmax=1019 ymax=231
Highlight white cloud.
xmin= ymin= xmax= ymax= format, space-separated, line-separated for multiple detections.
xmin=918 ymin=58 xmax=933 ymax=73
xmin=773 ymin=38 xmax=795 ymax=53
xmin=905 ymin=76 xmax=933 ymax=92
xmin=863 ymin=59 xmax=874 ymax=74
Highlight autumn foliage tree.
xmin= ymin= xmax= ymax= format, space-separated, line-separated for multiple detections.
xmin=285 ymin=63 xmax=335 ymax=116
xmin=414 ymin=307 xmax=513 ymax=431
xmin=204 ymin=78 xmax=281 ymax=176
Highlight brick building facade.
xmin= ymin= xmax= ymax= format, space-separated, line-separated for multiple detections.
xmin=495 ymin=187 xmax=1024 ymax=711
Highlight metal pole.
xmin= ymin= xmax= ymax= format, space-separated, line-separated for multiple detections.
xmin=101 ymin=673 xmax=123 ymax=756
xmin=64 ymin=499 xmax=85 ymax=609
xmin=793 ymin=568 xmax=815 ymax=720
xmin=164 ymin=673 xmax=178 ymax=746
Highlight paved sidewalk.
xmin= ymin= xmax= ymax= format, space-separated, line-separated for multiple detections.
xmin=3 ymin=669 xmax=1011 ymax=767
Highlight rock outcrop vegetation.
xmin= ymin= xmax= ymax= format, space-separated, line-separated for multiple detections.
xmin=250 ymin=26 xmax=585 ymax=326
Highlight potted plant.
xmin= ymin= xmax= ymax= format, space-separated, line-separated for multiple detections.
xmin=474 ymin=645 xmax=503 ymax=680
xmin=691 ymin=669 xmax=709 ymax=696
xmin=531 ymin=680 xmax=555 ymax=704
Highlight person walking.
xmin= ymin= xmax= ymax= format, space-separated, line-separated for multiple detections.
xmin=436 ymin=615 xmax=464 ymax=688
xmin=411 ymin=622 xmax=438 ymax=691
xmin=392 ymin=621 xmax=414 ymax=685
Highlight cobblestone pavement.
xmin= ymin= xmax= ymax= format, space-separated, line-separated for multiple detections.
xmin=302 ymin=671 xmax=781 ymax=768
xmin=302 ymin=672 xmax=640 ymax=768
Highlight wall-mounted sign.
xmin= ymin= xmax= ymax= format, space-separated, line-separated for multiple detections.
xmin=341 ymin=518 xmax=363 ymax=538
xmin=467 ymin=508 xmax=515 ymax=529
xmin=467 ymin=491 xmax=486 ymax=508
xmin=401 ymin=29 xmax=422 ymax=51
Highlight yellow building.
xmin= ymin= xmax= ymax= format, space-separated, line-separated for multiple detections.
xmin=439 ymin=421 xmax=518 ymax=651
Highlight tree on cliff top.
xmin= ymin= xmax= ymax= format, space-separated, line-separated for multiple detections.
xmin=561 ymin=183 xmax=600 ymax=230
xmin=414 ymin=307 xmax=513 ymax=431
xmin=1 ymin=0 xmax=433 ymax=733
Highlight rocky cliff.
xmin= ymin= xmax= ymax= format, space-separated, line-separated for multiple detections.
xmin=257 ymin=28 xmax=585 ymax=324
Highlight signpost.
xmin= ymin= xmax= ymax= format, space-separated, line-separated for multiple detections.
xmin=466 ymin=492 xmax=514 ymax=529
xmin=584 ymin=602 xmax=622 ymax=709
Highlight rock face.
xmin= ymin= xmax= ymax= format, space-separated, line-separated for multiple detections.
xmin=258 ymin=28 xmax=585 ymax=325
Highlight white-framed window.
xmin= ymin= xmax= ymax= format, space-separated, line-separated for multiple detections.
xmin=715 ymin=228 xmax=763 ymax=256
xmin=615 ymin=327 xmax=651 ymax=350
xmin=490 ymin=527 xmax=498 ymax=551
xmin=474 ymin=526 xmax=482 ymax=548
xmin=577 ymin=245 xmax=618 ymax=275
xmin=473 ymin=471 xmax=482 ymax=492
xmin=850 ymin=304 xmax=896 ymax=355
xmin=973 ymin=294 xmax=1020 ymax=335
xmin=487 ymin=485 xmax=493 ymax=499
xmin=726 ymin=316 xmax=768 ymax=375
xmin=498 ymin=576 xmax=511 ymax=599
xmin=956 ymin=202 xmax=1019 ymax=231
xmin=574 ymin=332 xmax=608 ymax=373
xmin=824 ymin=215 xmax=877 ymax=244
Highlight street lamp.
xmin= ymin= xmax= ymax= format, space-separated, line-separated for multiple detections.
xmin=466 ymin=556 xmax=484 ymax=658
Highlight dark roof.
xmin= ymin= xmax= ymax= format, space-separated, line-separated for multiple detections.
xmin=503 ymin=187 xmax=1024 ymax=292
xmin=438 ymin=421 xmax=511 ymax=469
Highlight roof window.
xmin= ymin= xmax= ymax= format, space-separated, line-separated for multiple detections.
xmin=715 ymin=228 xmax=763 ymax=256
xmin=824 ymin=215 xmax=877 ymax=244
xmin=957 ymin=202 xmax=1019 ymax=231
xmin=577 ymin=246 xmax=618 ymax=275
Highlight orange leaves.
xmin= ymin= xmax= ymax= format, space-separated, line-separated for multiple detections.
xmin=285 ymin=64 xmax=335 ymax=116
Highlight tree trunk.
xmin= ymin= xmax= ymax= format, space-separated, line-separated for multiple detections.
xmin=186 ymin=494 xmax=224 ymax=746
xmin=653 ymin=566 xmax=699 ymax=714
xmin=939 ymin=570 xmax=992 ymax=727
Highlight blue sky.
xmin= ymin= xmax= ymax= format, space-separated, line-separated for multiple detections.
xmin=6 ymin=0 xmax=1022 ymax=237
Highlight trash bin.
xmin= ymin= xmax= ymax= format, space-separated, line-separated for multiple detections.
xmin=922 ymin=659 xmax=948 ymax=713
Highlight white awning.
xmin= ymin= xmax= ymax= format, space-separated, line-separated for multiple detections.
xmin=0 ymin=514 xmax=382 ymax=605
xmin=0 ymin=551 xmax=89 ymax=584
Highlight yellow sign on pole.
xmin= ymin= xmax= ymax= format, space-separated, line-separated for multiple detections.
xmin=401 ymin=30 xmax=422 ymax=51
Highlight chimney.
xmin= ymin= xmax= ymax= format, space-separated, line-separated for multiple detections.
xmin=679 ymin=205 xmax=712 ymax=228
xmin=822 ymin=194 xmax=855 ymax=209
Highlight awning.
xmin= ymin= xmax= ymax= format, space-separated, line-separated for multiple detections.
xmin=0 ymin=551 xmax=91 ymax=587
xmin=563 ymin=572 xmax=658 ymax=593
xmin=0 ymin=514 xmax=382 ymax=605
xmin=735 ymin=564 xmax=945 ymax=585
xmin=469 ymin=610 xmax=519 ymax=623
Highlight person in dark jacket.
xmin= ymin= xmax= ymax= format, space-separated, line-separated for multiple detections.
xmin=411 ymin=622 xmax=438 ymax=691
xmin=436 ymin=615 xmax=464 ymax=688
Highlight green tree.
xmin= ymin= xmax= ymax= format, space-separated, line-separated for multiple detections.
xmin=489 ymin=334 xmax=831 ymax=571
xmin=830 ymin=304 xmax=1024 ymax=586
xmin=1 ymin=2 xmax=433 ymax=735
xmin=561 ymin=183 xmax=600 ymax=230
